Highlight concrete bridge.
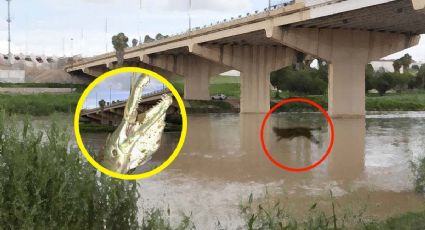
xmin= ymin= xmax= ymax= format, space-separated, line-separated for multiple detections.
xmin=80 ymin=89 xmax=179 ymax=126
xmin=66 ymin=0 xmax=425 ymax=117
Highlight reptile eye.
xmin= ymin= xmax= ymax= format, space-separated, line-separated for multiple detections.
xmin=112 ymin=149 xmax=118 ymax=157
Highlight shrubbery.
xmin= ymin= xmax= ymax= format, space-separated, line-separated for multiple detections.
xmin=0 ymin=111 xmax=140 ymax=229
xmin=271 ymin=65 xmax=328 ymax=96
xmin=0 ymin=93 xmax=80 ymax=116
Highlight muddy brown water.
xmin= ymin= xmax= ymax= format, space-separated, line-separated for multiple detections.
xmin=66 ymin=112 xmax=425 ymax=228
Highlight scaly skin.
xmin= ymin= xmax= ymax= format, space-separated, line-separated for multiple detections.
xmin=100 ymin=75 xmax=172 ymax=174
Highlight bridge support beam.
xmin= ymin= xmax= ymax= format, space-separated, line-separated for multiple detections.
xmin=142 ymin=54 xmax=229 ymax=101
xmin=190 ymin=44 xmax=296 ymax=113
xmin=267 ymin=27 xmax=420 ymax=117
xmin=82 ymin=65 xmax=108 ymax=77
xmin=413 ymin=0 xmax=425 ymax=13
xmin=183 ymin=57 xmax=211 ymax=100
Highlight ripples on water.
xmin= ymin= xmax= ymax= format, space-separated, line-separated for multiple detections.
xmin=79 ymin=112 xmax=425 ymax=228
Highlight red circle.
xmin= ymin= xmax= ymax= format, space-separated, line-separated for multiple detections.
xmin=260 ymin=98 xmax=335 ymax=172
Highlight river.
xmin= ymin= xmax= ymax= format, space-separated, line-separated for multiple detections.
xmin=81 ymin=112 xmax=425 ymax=228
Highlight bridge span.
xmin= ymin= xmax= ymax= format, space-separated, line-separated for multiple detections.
xmin=80 ymin=89 xmax=179 ymax=126
xmin=66 ymin=0 xmax=425 ymax=117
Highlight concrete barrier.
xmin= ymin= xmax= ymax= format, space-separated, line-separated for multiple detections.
xmin=0 ymin=70 xmax=25 ymax=83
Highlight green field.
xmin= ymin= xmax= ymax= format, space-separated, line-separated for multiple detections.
xmin=171 ymin=75 xmax=425 ymax=112
xmin=170 ymin=75 xmax=241 ymax=98
xmin=0 ymin=83 xmax=88 ymax=92
xmin=0 ymin=93 xmax=80 ymax=116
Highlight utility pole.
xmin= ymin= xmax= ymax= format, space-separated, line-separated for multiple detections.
xmin=70 ymin=38 xmax=74 ymax=56
xmin=62 ymin=37 xmax=65 ymax=57
xmin=268 ymin=0 xmax=272 ymax=10
xmin=188 ymin=0 xmax=192 ymax=32
xmin=6 ymin=0 xmax=12 ymax=57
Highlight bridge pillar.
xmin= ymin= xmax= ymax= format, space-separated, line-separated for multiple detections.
xmin=267 ymin=27 xmax=420 ymax=117
xmin=190 ymin=44 xmax=296 ymax=113
xmin=183 ymin=56 xmax=211 ymax=101
xmin=143 ymin=54 xmax=229 ymax=101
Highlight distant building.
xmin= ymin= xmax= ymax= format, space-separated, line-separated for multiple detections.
xmin=370 ymin=60 xmax=396 ymax=72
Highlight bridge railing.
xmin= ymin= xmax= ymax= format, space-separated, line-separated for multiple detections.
xmin=81 ymin=89 xmax=171 ymax=114
xmin=66 ymin=0 xmax=301 ymax=69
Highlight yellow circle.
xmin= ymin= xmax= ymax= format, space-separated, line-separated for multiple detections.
xmin=74 ymin=67 xmax=187 ymax=180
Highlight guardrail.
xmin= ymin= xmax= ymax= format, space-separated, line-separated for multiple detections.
xmin=65 ymin=0 xmax=300 ymax=69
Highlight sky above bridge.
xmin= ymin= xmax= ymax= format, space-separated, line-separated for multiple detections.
xmin=83 ymin=73 xmax=164 ymax=109
xmin=0 ymin=0 xmax=424 ymax=62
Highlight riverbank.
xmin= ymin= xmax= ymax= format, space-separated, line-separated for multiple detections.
xmin=0 ymin=93 xmax=80 ymax=116
xmin=170 ymin=76 xmax=425 ymax=112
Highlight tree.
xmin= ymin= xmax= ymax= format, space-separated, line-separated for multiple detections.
xmin=393 ymin=59 xmax=402 ymax=73
xmin=155 ymin=33 xmax=165 ymax=40
xmin=365 ymin=64 xmax=375 ymax=92
xmin=412 ymin=65 xmax=420 ymax=71
xmin=131 ymin=38 xmax=138 ymax=47
xmin=375 ymin=75 xmax=391 ymax=96
xmin=400 ymin=53 xmax=413 ymax=72
xmin=99 ymin=99 xmax=106 ymax=109
xmin=112 ymin=33 xmax=129 ymax=67
xmin=418 ymin=64 xmax=425 ymax=89
xmin=144 ymin=35 xmax=155 ymax=43
xmin=99 ymin=99 xmax=106 ymax=124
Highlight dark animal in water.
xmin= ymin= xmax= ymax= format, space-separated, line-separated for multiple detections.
xmin=273 ymin=127 xmax=321 ymax=144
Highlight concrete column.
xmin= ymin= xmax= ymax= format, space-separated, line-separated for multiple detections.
xmin=142 ymin=53 xmax=228 ymax=101
xmin=184 ymin=58 xmax=210 ymax=100
xmin=239 ymin=46 xmax=273 ymax=113
xmin=267 ymin=27 xmax=419 ymax=117
xmin=328 ymin=60 xmax=366 ymax=118
xmin=190 ymin=44 xmax=295 ymax=113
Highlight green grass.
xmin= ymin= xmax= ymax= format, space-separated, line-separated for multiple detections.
xmin=362 ymin=211 xmax=425 ymax=230
xmin=79 ymin=123 xmax=116 ymax=133
xmin=0 ymin=112 xmax=140 ymax=229
xmin=0 ymin=83 xmax=88 ymax=92
xmin=271 ymin=92 xmax=425 ymax=112
xmin=210 ymin=83 xmax=240 ymax=97
xmin=0 ymin=93 xmax=80 ymax=116
xmin=209 ymin=75 xmax=240 ymax=84
xmin=366 ymin=91 xmax=425 ymax=111
xmin=169 ymin=75 xmax=240 ymax=98
xmin=171 ymin=75 xmax=425 ymax=112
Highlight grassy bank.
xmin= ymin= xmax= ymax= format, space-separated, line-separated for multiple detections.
xmin=273 ymin=92 xmax=425 ymax=112
xmin=171 ymin=76 xmax=425 ymax=112
xmin=170 ymin=75 xmax=241 ymax=98
xmin=0 ymin=93 xmax=80 ymax=116
xmin=0 ymin=83 xmax=88 ymax=92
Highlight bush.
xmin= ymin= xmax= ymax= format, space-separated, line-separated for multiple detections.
xmin=271 ymin=67 xmax=327 ymax=96
xmin=411 ymin=156 xmax=425 ymax=194
xmin=0 ymin=111 xmax=140 ymax=229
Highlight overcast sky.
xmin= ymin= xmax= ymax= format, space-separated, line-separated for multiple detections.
xmin=83 ymin=73 xmax=164 ymax=109
xmin=0 ymin=0 xmax=424 ymax=62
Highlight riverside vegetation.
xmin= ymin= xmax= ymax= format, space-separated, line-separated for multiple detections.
xmin=1 ymin=109 xmax=423 ymax=228
xmin=0 ymin=110 xmax=195 ymax=229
